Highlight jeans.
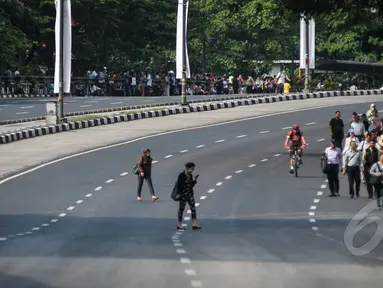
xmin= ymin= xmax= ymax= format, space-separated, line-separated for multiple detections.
xmin=137 ymin=174 xmax=155 ymax=197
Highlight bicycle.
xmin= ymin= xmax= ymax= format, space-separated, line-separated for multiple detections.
xmin=289 ymin=146 xmax=303 ymax=177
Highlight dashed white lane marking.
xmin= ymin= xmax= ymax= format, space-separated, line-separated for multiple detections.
xmin=25 ymin=232 xmax=32 ymax=235
xmin=321 ymin=184 xmax=326 ymax=189
xmin=165 ymin=155 xmax=173 ymax=158
xmin=105 ymin=179 xmax=114 ymax=183
xmin=325 ymin=179 xmax=328 ymax=183
xmin=310 ymin=206 xmax=317 ymax=210
xmin=200 ymin=196 xmax=207 ymax=200
xmin=51 ymin=219 xmax=58 ymax=223
xmin=0 ymin=237 xmax=7 ymax=241
xmin=120 ymin=172 xmax=129 ymax=176
xmin=32 ymin=227 xmax=40 ymax=231
xmin=152 ymin=160 xmax=159 ymax=164
xmin=317 ymin=191 xmax=323 ymax=196
xmin=16 ymin=111 xmax=29 ymax=115
xmin=215 ymin=139 xmax=225 ymax=143
xmin=20 ymin=106 xmax=34 ymax=109
xmin=176 ymin=249 xmax=186 ymax=254
xmin=191 ymin=280 xmax=204 ymax=287
xmin=80 ymin=105 xmax=92 ymax=108
xmin=174 ymin=243 xmax=183 ymax=247
xmin=259 ymin=130 xmax=270 ymax=134
xmin=184 ymin=217 xmax=191 ymax=221
xmin=312 ymin=227 xmax=319 ymax=231
xmin=310 ymin=219 xmax=316 ymax=223
xmin=261 ymin=159 xmax=268 ymax=162
xmin=274 ymin=154 xmax=281 ymax=157
xmin=195 ymin=203 xmax=200 ymax=207
xmin=306 ymin=122 xmax=316 ymax=125
xmin=317 ymin=138 xmax=326 ymax=142
xmin=95 ymin=186 xmax=102 ymax=191
xmin=59 ymin=213 xmax=66 ymax=217
xmin=187 ymin=210 xmax=191 ymax=214
xmin=196 ymin=145 xmax=205 ymax=148
xmin=216 ymin=182 xmax=223 ymax=186
xmin=236 ymin=135 xmax=247 ymax=138
xmin=67 ymin=206 xmax=75 ymax=211
xmin=185 ymin=269 xmax=197 ymax=276
xmin=282 ymin=126 xmax=291 ymax=130
xmin=110 ymin=102 xmax=124 ymax=105
xmin=85 ymin=193 xmax=92 ymax=197
xmin=180 ymin=150 xmax=188 ymax=153
xmin=180 ymin=257 xmax=191 ymax=264
xmin=41 ymin=224 xmax=49 ymax=227
xmin=17 ymin=233 xmax=24 ymax=236
xmin=235 ymin=170 xmax=243 ymax=174
xmin=248 ymin=164 xmax=256 ymax=167
xmin=84 ymin=100 xmax=98 ymax=103
xmin=208 ymin=189 xmax=215 ymax=193
xmin=76 ymin=200 xmax=83 ymax=204
xmin=225 ymin=175 xmax=232 ymax=179
xmin=313 ymin=199 xmax=320 ymax=203
xmin=308 ymin=212 xmax=315 ymax=216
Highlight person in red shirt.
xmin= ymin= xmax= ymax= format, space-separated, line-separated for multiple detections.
xmin=284 ymin=124 xmax=307 ymax=173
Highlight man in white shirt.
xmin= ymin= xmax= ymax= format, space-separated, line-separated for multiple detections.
xmin=350 ymin=115 xmax=365 ymax=141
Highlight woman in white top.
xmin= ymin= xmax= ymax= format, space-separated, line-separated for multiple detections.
xmin=343 ymin=129 xmax=360 ymax=163
xmin=369 ymin=153 xmax=383 ymax=209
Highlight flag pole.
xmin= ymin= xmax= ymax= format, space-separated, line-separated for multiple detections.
xmin=180 ymin=0 xmax=188 ymax=106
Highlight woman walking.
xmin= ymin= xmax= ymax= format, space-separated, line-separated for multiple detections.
xmin=369 ymin=153 xmax=383 ymax=210
xmin=137 ymin=148 xmax=159 ymax=201
xmin=176 ymin=162 xmax=202 ymax=231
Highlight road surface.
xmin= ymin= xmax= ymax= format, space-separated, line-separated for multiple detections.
xmin=0 ymin=101 xmax=382 ymax=287
xmin=0 ymin=94 xmax=261 ymax=121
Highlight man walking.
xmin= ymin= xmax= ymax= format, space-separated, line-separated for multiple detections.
xmin=329 ymin=111 xmax=345 ymax=149
xmin=342 ymin=141 xmax=363 ymax=198
xmin=323 ymin=139 xmax=343 ymax=197
xmin=362 ymin=138 xmax=380 ymax=199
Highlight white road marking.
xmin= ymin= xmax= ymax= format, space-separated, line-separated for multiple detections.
xmin=180 ymin=257 xmax=191 ymax=264
xmin=0 ymin=237 xmax=7 ymax=241
xmin=208 ymin=189 xmax=215 ymax=193
xmin=165 ymin=155 xmax=173 ymax=158
xmin=317 ymin=138 xmax=326 ymax=142
xmin=180 ymin=150 xmax=188 ymax=153
xmin=187 ymin=209 xmax=191 ymax=214
xmin=215 ymin=139 xmax=225 ymax=143
xmin=20 ymin=106 xmax=34 ymax=109
xmin=259 ymin=130 xmax=270 ymax=134
xmin=317 ymin=191 xmax=323 ymax=196
xmin=185 ymin=269 xmax=197 ymax=276
xmin=95 ymin=186 xmax=102 ymax=191
xmin=59 ymin=213 xmax=66 ymax=217
xmin=174 ymin=243 xmax=183 ymax=247
xmin=25 ymin=232 xmax=32 ymax=234
xmin=15 ymin=111 xmax=29 ymax=115
xmin=312 ymin=227 xmax=319 ymax=231
xmin=309 ymin=219 xmax=316 ymax=223
xmin=152 ymin=160 xmax=159 ymax=164
xmin=261 ymin=159 xmax=268 ymax=162
xmin=200 ymin=196 xmax=207 ymax=200
xmin=308 ymin=212 xmax=315 ymax=216
xmin=17 ymin=233 xmax=24 ymax=236
xmin=274 ymin=154 xmax=281 ymax=157
xmin=236 ymin=135 xmax=247 ymax=138
xmin=0 ymin=104 xmax=9 ymax=107
xmin=41 ymin=224 xmax=49 ymax=227
xmin=282 ymin=126 xmax=291 ymax=130
xmin=105 ymin=179 xmax=114 ymax=183
xmin=195 ymin=203 xmax=200 ymax=207
xmin=84 ymin=100 xmax=98 ymax=103
xmin=120 ymin=172 xmax=129 ymax=176
xmin=225 ymin=175 xmax=232 ymax=179
xmin=32 ymin=227 xmax=40 ymax=231
xmin=191 ymin=280 xmax=204 ymax=287
xmin=184 ymin=217 xmax=191 ymax=221
xmin=325 ymin=179 xmax=328 ymax=182
xmin=306 ymin=122 xmax=316 ymax=125
xmin=310 ymin=206 xmax=317 ymax=210
xmin=235 ymin=170 xmax=243 ymax=174
xmin=321 ymin=184 xmax=326 ymax=189
xmin=110 ymin=102 xmax=124 ymax=105
xmin=67 ymin=206 xmax=75 ymax=211
xmin=313 ymin=199 xmax=320 ymax=203
xmin=85 ymin=193 xmax=92 ymax=197
xmin=216 ymin=182 xmax=223 ymax=186
xmin=172 ymin=239 xmax=180 ymax=243
xmin=248 ymin=164 xmax=256 ymax=167
xmin=80 ymin=105 xmax=92 ymax=108
xmin=51 ymin=219 xmax=58 ymax=223
xmin=196 ymin=145 xmax=205 ymax=148
xmin=0 ymin=104 xmax=337 ymax=186
xmin=182 ymin=223 xmax=187 ymax=227
xmin=176 ymin=249 xmax=186 ymax=254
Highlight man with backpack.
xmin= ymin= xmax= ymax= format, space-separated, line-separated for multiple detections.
xmin=322 ymin=139 xmax=343 ymax=197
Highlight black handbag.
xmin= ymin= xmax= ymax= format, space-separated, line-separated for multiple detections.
xmin=170 ymin=180 xmax=181 ymax=201
xmin=370 ymin=163 xmax=382 ymax=185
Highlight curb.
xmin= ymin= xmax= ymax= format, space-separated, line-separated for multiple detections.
xmin=1 ymin=89 xmax=381 ymax=145
xmin=0 ymin=90 xmax=347 ymax=125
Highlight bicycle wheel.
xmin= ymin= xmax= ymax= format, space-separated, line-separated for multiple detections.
xmin=294 ymin=156 xmax=299 ymax=177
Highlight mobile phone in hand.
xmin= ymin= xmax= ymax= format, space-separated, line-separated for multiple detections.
xmin=195 ymin=174 xmax=200 ymax=179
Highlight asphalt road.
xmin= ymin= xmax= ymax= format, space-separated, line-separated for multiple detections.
xmin=0 ymin=101 xmax=382 ymax=287
xmin=0 ymin=94 xmax=263 ymax=121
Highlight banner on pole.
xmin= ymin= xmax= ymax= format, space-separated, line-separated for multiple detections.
xmin=176 ymin=0 xmax=191 ymax=79
xmin=299 ymin=17 xmax=315 ymax=70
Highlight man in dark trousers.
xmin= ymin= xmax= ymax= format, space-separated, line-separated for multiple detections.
xmin=362 ymin=139 xmax=380 ymax=199
xmin=329 ymin=111 xmax=345 ymax=149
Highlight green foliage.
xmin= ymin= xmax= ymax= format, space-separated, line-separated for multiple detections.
xmin=1 ymin=0 xmax=383 ymax=75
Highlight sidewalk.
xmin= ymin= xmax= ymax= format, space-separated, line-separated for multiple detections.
xmin=0 ymin=95 xmax=380 ymax=178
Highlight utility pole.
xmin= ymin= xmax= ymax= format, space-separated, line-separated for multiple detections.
xmin=303 ymin=17 xmax=310 ymax=93
xmin=202 ymin=33 xmax=206 ymax=76
xmin=180 ymin=0 xmax=188 ymax=106
xmin=57 ymin=0 xmax=64 ymax=121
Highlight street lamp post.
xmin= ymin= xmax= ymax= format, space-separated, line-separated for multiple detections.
xmin=180 ymin=0 xmax=188 ymax=106
xmin=57 ymin=0 xmax=65 ymax=120
xmin=303 ymin=17 xmax=310 ymax=93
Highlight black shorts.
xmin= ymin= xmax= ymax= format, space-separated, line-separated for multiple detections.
xmin=289 ymin=146 xmax=301 ymax=157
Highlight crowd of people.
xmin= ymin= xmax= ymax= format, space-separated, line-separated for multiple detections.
xmin=323 ymin=104 xmax=383 ymax=210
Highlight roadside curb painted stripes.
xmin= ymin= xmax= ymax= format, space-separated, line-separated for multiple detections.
xmin=0 ymin=89 xmax=381 ymax=145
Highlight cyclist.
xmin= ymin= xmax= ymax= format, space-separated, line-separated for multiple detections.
xmin=284 ymin=124 xmax=307 ymax=173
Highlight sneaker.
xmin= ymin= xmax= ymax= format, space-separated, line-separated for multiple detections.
xmin=137 ymin=197 xmax=142 ymax=201
xmin=152 ymin=196 xmax=159 ymax=201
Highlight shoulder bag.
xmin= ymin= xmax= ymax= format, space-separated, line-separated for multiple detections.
xmin=370 ymin=163 xmax=382 ymax=185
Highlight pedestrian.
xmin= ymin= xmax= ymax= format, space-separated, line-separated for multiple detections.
xmin=342 ymin=129 xmax=360 ymax=158
xmin=362 ymin=138 xmax=380 ymax=199
xmin=358 ymin=132 xmax=372 ymax=152
xmin=323 ymin=139 xmax=343 ymax=197
xmin=137 ymin=148 xmax=159 ymax=201
xmin=342 ymin=141 xmax=363 ymax=198
xmin=176 ymin=162 xmax=202 ymax=231
xmin=329 ymin=111 xmax=345 ymax=149
xmin=350 ymin=115 xmax=365 ymax=141
xmin=369 ymin=153 xmax=383 ymax=209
